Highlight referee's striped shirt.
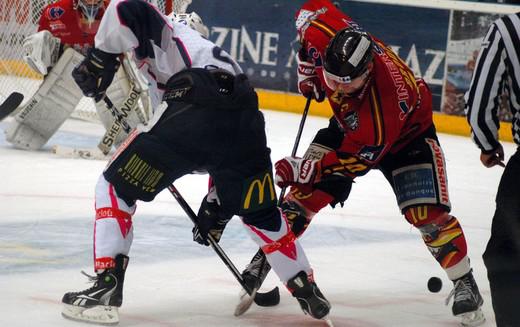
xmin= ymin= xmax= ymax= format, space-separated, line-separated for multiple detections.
xmin=465 ymin=12 xmax=520 ymax=152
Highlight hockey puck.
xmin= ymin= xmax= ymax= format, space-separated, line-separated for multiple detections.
xmin=427 ymin=277 xmax=443 ymax=293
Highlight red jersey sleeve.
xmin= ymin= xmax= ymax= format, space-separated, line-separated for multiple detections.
xmin=37 ymin=6 xmax=51 ymax=32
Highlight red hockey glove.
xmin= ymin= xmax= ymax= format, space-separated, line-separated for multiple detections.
xmin=72 ymin=48 xmax=120 ymax=102
xmin=275 ymin=156 xmax=321 ymax=188
xmin=297 ymin=48 xmax=325 ymax=102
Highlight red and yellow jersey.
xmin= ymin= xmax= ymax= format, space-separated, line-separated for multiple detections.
xmin=296 ymin=0 xmax=433 ymax=178
xmin=38 ymin=0 xmax=106 ymax=55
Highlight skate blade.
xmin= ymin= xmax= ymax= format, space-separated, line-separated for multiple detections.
xmin=62 ymin=304 xmax=119 ymax=325
xmin=234 ymin=288 xmax=257 ymax=316
xmin=323 ymin=315 xmax=334 ymax=327
xmin=458 ymin=308 xmax=485 ymax=327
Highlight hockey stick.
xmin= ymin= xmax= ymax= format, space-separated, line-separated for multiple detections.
xmin=0 ymin=92 xmax=24 ymax=121
xmin=97 ymin=78 xmax=148 ymax=155
xmin=102 ymin=95 xmax=279 ymax=313
xmin=279 ymin=95 xmax=312 ymax=202
xmin=52 ymin=145 xmax=110 ymax=160
xmin=237 ymin=96 xmax=312 ymax=312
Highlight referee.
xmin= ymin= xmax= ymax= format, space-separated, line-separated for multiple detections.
xmin=465 ymin=12 xmax=520 ymax=327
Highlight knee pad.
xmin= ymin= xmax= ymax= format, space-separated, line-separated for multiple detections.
xmin=404 ymin=205 xmax=450 ymax=227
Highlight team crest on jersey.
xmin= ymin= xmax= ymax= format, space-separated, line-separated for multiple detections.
xmin=343 ymin=111 xmax=359 ymax=131
xmin=48 ymin=7 xmax=65 ymax=20
xmin=307 ymin=47 xmax=323 ymax=66
xmin=358 ymin=144 xmax=385 ymax=162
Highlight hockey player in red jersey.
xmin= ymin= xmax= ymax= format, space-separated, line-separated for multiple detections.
xmin=243 ymin=0 xmax=485 ymax=326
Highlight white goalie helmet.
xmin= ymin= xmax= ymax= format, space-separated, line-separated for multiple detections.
xmin=169 ymin=12 xmax=210 ymax=39
xmin=75 ymin=0 xmax=105 ymax=24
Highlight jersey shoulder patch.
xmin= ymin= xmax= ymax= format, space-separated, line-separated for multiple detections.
xmin=47 ymin=6 xmax=65 ymax=20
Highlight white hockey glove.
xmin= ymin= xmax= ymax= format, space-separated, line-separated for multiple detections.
xmin=23 ymin=30 xmax=62 ymax=75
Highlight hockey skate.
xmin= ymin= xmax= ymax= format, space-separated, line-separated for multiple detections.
xmin=445 ymin=270 xmax=485 ymax=327
xmin=287 ymin=271 xmax=331 ymax=322
xmin=242 ymin=248 xmax=272 ymax=291
xmin=62 ymin=254 xmax=128 ymax=325
xmin=235 ymin=249 xmax=280 ymax=315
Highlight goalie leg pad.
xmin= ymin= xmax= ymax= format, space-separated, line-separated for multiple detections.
xmin=5 ymin=48 xmax=84 ymax=150
xmin=95 ymin=53 xmax=151 ymax=149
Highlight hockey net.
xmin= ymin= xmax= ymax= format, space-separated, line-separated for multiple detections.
xmin=0 ymin=0 xmax=190 ymax=122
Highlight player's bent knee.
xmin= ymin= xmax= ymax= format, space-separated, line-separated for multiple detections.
xmin=404 ymin=205 xmax=450 ymax=227
xmin=103 ymin=133 xmax=173 ymax=203
xmin=242 ymin=206 xmax=282 ymax=232
xmin=315 ymin=174 xmax=353 ymax=208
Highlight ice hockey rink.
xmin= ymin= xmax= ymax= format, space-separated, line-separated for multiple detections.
xmin=0 ymin=108 xmax=510 ymax=327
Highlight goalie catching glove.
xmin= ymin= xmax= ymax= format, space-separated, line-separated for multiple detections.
xmin=72 ymin=48 xmax=120 ymax=102
xmin=193 ymin=186 xmax=233 ymax=246
xmin=274 ymin=156 xmax=321 ymax=188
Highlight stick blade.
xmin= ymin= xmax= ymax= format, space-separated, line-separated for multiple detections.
xmin=234 ymin=288 xmax=257 ymax=316
xmin=0 ymin=92 xmax=24 ymax=121
xmin=254 ymin=286 xmax=280 ymax=307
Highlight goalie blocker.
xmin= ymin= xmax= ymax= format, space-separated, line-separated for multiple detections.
xmin=5 ymin=48 xmax=150 ymax=152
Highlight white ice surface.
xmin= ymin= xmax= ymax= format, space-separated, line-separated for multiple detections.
xmin=0 ymin=109 xmax=510 ymax=327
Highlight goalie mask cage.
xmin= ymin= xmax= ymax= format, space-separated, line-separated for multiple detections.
xmin=0 ymin=0 xmax=191 ymax=121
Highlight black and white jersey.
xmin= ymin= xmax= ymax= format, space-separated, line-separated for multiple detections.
xmin=95 ymin=0 xmax=242 ymax=103
xmin=465 ymin=12 xmax=520 ymax=152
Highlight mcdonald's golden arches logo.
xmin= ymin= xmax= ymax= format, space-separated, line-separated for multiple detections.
xmin=241 ymin=171 xmax=276 ymax=212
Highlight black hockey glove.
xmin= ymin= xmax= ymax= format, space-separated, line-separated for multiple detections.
xmin=72 ymin=48 xmax=120 ymax=102
xmin=193 ymin=195 xmax=233 ymax=246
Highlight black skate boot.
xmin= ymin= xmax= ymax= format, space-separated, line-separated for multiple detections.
xmin=446 ymin=269 xmax=485 ymax=327
xmin=241 ymin=248 xmax=272 ymax=291
xmin=61 ymin=254 xmax=129 ymax=325
xmin=287 ymin=271 xmax=331 ymax=320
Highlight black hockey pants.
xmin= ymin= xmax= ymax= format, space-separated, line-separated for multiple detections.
xmin=104 ymin=68 xmax=280 ymax=230
xmin=483 ymin=148 xmax=520 ymax=327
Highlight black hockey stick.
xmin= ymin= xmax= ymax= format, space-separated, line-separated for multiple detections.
xmin=279 ymin=95 xmax=312 ymax=202
xmin=0 ymin=92 xmax=24 ymax=121
xmin=237 ymin=96 xmax=312 ymax=311
xmin=102 ymin=96 xmax=279 ymax=312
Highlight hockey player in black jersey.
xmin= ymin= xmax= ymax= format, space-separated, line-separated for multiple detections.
xmin=60 ymin=0 xmax=330 ymax=325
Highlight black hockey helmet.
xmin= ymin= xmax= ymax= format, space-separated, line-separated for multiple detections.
xmin=323 ymin=27 xmax=374 ymax=86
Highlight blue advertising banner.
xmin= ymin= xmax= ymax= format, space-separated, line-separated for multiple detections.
xmin=189 ymin=0 xmax=449 ymax=110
